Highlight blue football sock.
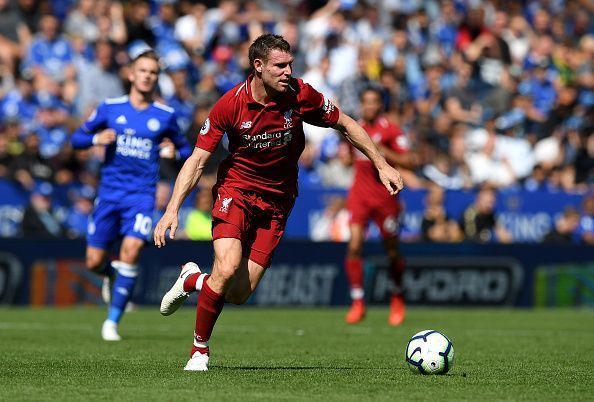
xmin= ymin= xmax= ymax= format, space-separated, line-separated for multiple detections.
xmin=107 ymin=261 xmax=138 ymax=324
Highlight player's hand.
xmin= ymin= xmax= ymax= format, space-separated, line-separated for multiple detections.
xmin=95 ymin=129 xmax=116 ymax=145
xmin=154 ymin=211 xmax=179 ymax=248
xmin=378 ymin=163 xmax=404 ymax=196
xmin=159 ymin=139 xmax=175 ymax=159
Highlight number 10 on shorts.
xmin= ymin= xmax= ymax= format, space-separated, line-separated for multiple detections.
xmin=134 ymin=213 xmax=152 ymax=236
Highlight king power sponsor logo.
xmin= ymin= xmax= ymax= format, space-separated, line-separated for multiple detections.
xmin=116 ymin=135 xmax=153 ymax=159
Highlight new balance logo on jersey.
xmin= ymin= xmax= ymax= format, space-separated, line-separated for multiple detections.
xmin=240 ymin=121 xmax=252 ymax=129
xmin=116 ymin=115 xmax=127 ymax=124
xmin=219 ymin=197 xmax=233 ymax=213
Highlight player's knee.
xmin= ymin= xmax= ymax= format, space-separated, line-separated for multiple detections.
xmin=119 ymin=244 xmax=142 ymax=264
xmin=85 ymin=254 xmax=104 ymax=272
xmin=214 ymin=264 xmax=238 ymax=283
xmin=213 ymin=255 xmax=241 ymax=284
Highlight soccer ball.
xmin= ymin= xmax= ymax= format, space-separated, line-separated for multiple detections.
xmin=405 ymin=330 xmax=454 ymax=375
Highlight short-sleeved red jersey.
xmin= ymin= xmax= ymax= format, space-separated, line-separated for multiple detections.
xmin=351 ymin=116 xmax=409 ymax=197
xmin=196 ymin=75 xmax=340 ymax=197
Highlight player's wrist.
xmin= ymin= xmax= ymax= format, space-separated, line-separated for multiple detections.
xmin=92 ymin=134 xmax=99 ymax=145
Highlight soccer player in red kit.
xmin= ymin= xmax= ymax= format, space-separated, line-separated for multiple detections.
xmin=344 ymin=87 xmax=413 ymax=326
xmin=153 ymin=34 xmax=403 ymax=371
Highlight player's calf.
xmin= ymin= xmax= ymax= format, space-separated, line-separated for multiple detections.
xmin=224 ymin=290 xmax=251 ymax=305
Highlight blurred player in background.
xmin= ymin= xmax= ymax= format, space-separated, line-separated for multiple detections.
xmin=154 ymin=34 xmax=404 ymax=371
xmin=71 ymin=49 xmax=192 ymax=341
xmin=344 ymin=87 xmax=415 ymax=326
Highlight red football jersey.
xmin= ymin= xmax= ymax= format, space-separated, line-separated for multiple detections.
xmin=197 ymin=75 xmax=340 ymax=197
xmin=351 ymin=116 xmax=409 ymax=197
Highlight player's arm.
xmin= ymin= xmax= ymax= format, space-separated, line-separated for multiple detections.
xmin=378 ymin=145 xmax=417 ymax=170
xmin=154 ymin=146 xmax=212 ymax=247
xmin=71 ymin=103 xmax=116 ymax=149
xmin=161 ymin=113 xmax=193 ymax=160
xmin=71 ymin=128 xmax=116 ymax=149
xmin=332 ymin=110 xmax=404 ymax=195
xmin=378 ymin=130 xmax=419 ymax=170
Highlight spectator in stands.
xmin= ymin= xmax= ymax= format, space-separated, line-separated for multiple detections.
xmin=318 ymin=140 xmax=353 ymax=189
xmin=64 ymin=0 xmax=99 ymax=43
xmin=164 ymin=64 xmax=194 ymax=134
xmin=35 ymin=95 xmax=70 ymax=159
xmin=64 ymin=184 xmax=95 ymax=238
xmin=542 ymin=206 xmax=581 ymax=243
xmin=0 ymin=0 xmax=30 ymax=74
xmin=298 ymin=140 xmax=323 ymax=188
xmin=579 ymin=194 xmax=594 ymax=245
xmin=421 ymin=185 xmax=463 ymax=243
xmin=444 ymin=59 xmax=482 ymax=125
xmin=1 ymin=72 xmax=37 ymax=134
xmin=21 ymin=181 xmax=64 ymax=238
xmin=422 ymin=152 xmax=470 ymax=190
xmin=573 ymin=128 xmax=594 ymax=190
xmin=336 ymin=52 xmax=376 ymax=120
xmin=174 ymin=3 xmax=208 ymax=56
xmin=460 ymin=186 xmax=512 ymax=243
xmin=310 ymin=195 xmax=350 ymax=242
xmin=76 ymin=40 xmax=124 ymax=116
xmin=24 ymin=14 xmax=76 ymax=92
xmin=184 ymin=188 xmax=213 ymax=241
xmin=16 ymin=0 xmax=42 ymax=35
xmin=94 ymin=1 xmax=127 ymax=46
xmin=0 ymin=132 xmax=13 ymax=178
xmin=10 ymin=133 xmax=53 ymax=190
xmin=211 ymin=45 xmax=244 ymax=94
xmin=124 ymin=0 xmax=155 ymax=47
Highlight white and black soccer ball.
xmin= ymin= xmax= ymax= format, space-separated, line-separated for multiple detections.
xmin=405 ymin=330 xmax=454 ymax=375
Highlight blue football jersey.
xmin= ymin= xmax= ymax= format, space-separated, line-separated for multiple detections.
xmin=72 ymin=96 xmax=192 ymax=201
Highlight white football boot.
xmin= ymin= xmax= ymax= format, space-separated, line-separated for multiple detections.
xmin=101 ymin=320 xmax=121 ymax=341
xmin=184 ymin=351 xmax=209 ymax=371
xmin=160 ymin=262 xmax=202 ymax=316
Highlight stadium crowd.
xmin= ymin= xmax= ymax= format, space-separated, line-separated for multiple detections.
xmin=0 ymin=0 xmax=592 ymax=242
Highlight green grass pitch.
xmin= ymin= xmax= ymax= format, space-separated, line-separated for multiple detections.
xmin=0 ymin=307 xmax=592 ymax=401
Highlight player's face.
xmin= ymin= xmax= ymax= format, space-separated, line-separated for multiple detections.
xmin=360 ymin=91 xmax=383 ymax=121
xmin=129 ymin=57 xmax=160 ymax=95
xmin=257 ymin=49 xmax=293 ymax=93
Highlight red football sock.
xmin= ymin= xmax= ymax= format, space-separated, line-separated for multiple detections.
xmin=183 ymin=273 xmax=210 ymax=293
xmin=390 ymin=259 xmax=406 ymax=295
xmin=191 ymin=280 xmax=224 ymax=357
xmin=345 ymin=257 xmax=364 ymax=300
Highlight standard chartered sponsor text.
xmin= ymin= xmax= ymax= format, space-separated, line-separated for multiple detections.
xmin=242 ymin=130 xmax=292 ymax=149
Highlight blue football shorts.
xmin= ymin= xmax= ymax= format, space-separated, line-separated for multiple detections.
xmin=87 ymin=194 xmax=155 ymax=249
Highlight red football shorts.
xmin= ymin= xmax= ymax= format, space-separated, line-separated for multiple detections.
xmin=211 ymin=184 xmax=295 ymax=268
xmin=346 ymin=190 xmax=401 ymax=238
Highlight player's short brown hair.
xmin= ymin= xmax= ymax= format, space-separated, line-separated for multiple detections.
xmin=248 ymin=34 xmax=291 ymax=70
xmin=360 ymin=86 xmax=383 ymax=101
xmin=132 ymin=49 xmax=160 ymax=65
